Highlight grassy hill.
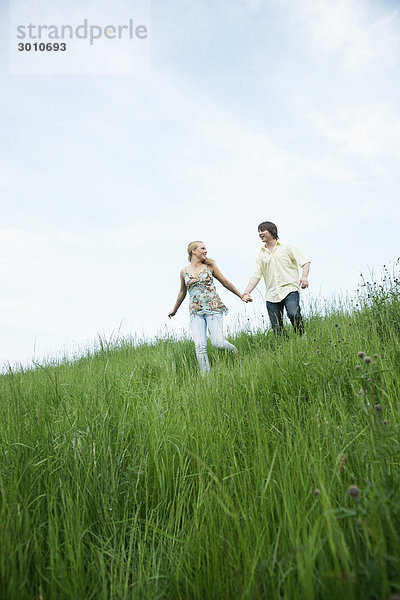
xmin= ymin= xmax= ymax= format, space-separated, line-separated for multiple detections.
xmin=1 ymin=273 xmax=399 ymax=599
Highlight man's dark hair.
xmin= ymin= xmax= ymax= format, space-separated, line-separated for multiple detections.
xmin=258 ymin=221 xmax=278 ymax=239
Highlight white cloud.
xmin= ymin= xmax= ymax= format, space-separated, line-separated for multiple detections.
xmin=308 ymin=102 xmax=400 ymax=160
xmin=265 ymin=0 xmax=400 ymax=168
xmin=246 ymin=0 xmax=265 ymax=10
xmin=279 ymin=0 xmax=400 ymax=71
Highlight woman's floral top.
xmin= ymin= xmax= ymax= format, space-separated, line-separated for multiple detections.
xmin=185 ymin=267 xmax=228 ymax=316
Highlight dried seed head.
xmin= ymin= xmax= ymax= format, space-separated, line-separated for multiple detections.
xmin=348 ymin=485 xmax=360 ymax=499
xmin=364 ymin=356 xmax=372 ymax=364
xmin=357 ymin=351 xmax=365 ymax=358
xmin=339 ymin=455 xmax=346 ymax=470
xmin=374 ymin=404 xmax=382 ymax=413
xmin=314 ymin=488 xmax=320 ymax=496
xmin=334 ymin=323 xmax=338 ymax=327
xmin=355 ymin=365 xmax=361 ymax=371
xmin=383 ymin=420 xmax=388 ymax=425
xmin=373 ymin=354 xmax=378 ymax=359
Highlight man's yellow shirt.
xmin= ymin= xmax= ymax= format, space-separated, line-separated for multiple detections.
xmin=253 ymin=240 xmax=310 ymax=302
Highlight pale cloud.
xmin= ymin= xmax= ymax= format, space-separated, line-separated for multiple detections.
xmin=308 ymin=102 xmax=400 ymax=161
xmin=279 ymin=0 xmax=400 ymax=71
xmin=0 ymin=228 xmax=35 ymax=247
xmin=246 ymin=0 xmax=265 ymax=10
xmin=0 ymin=162 xmax=42 ymax=193
xmin=268 ymin=0 xmax=400 ymax=167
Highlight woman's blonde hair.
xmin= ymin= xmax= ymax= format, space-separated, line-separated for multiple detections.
xmin=187 ymin=241 xmax=215 ymax=266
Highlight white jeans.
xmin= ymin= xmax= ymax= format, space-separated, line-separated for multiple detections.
xmin=189 ymin=312 xmax=237 ymax=375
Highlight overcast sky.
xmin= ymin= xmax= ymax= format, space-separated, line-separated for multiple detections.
xmin=1 ymin=0 xmax=399 ymax=369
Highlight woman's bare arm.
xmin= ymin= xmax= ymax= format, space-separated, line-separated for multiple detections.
xmin=211 ymin=264 xmax=247 ymax=301
xmin=168 ymin=269 xmax=187 ymax=317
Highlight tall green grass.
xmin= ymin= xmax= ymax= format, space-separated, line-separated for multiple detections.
xmin=1 ymin=272 xmax=399 ymax=599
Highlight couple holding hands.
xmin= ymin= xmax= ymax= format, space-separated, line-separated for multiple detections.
xmin=168 ymin=221 xmax=311 ymax=375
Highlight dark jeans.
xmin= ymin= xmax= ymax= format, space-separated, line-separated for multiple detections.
xmin=266 ymin=291 xmax=304 ymax=335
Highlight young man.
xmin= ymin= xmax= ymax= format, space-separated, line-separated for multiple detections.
xmin=243 ymin=221 xmax=310 ymax=334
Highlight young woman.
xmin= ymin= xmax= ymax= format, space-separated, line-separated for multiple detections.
xmin=168 ymin=241 xmax=249 ymax=375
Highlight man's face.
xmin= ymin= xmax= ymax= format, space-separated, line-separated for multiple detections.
xmin=258 ymin=228 xmax=274 ymax=244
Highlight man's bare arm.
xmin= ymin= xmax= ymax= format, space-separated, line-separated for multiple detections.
xmin=243 ymin=276 xmax=260 ymax=300
xmin=299 ymin=262 xmax=310 ymax=289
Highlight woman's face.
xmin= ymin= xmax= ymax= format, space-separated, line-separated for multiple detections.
xmin=192 ymin=242 xmax=207 ymax=262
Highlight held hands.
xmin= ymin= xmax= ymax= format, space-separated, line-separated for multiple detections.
xmin=241 ymin=293 xmax=253 ymax=303
xmin=168 ymin=310 xmax=176 ymax=318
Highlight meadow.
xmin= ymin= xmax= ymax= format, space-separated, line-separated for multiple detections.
xmin=0 ymin=270 xmax=399 ymax=599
